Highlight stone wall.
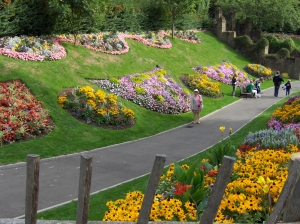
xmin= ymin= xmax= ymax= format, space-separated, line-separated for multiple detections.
xmin=213 ymin=7 xmax=300 ymax=80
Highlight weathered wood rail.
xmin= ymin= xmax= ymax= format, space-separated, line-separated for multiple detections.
xmin=3 ymin=153 xmax=300 ymax=224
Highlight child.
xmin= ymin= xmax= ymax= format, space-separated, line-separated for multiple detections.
xmin=255 ymin=77 xmax=264 ymax=93
xmin=283 ymin=79 xmax=292 ymax=95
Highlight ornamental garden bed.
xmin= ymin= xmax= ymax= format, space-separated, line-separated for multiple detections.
xmin=0 ymin=80 xmax=55 ymax=145
xmin=89 ymin=66 xmax=191 ymax=114
xmin=57 ymin=87 xmax=135 ymax=130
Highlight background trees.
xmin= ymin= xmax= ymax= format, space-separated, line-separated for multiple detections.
xmin=214 ymin=0 xmax=300 ymax=33
xmin=0 ymin=0 xmax=300 ymax=37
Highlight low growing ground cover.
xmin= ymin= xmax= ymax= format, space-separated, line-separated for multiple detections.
xmin=90 ymin=67 xmax=191 ymax=114
xmin=0 ymin=80 xmax=55 ymax=145
xmin=58 ymin=86 xmax=135 ymax=129
xmin=0 ymin=35 xmax=66 ymax=61
xmin=244 ymin=64 xmax=273 ymax=80
xmin=192 ymin=61 xmax=250 ymax=87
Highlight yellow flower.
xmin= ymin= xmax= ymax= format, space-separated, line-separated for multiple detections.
xmin=220 ymin=126 xmax=225 ymax=132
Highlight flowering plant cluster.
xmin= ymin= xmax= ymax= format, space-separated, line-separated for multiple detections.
xmin=90 ymin=67 xmax=191 ymax=114
xmin=162 ymin=30 xmax=202 ymax=43
xmin=180 ymin=73 xmax=223 ymax=98
xmin=192 ymin=61 xmax=250 ymax=87
xmin=103 ymin=162 xmax=206 ymax=222
xmin=57 ymin=86 xmax=135 ymax=128
xmin=0 ymin=35 xmax=67 ymax=61
xmin=0 ymin=80 xmax=55 ymax=145
xmin=57 ymin=32 xmax=130 ymax=55
xmin=267 ymin=94 xmax=300 ymax=130
xmin=102 ymin=106 xmax=300 ymax=223
xmin=244 ymin=64 xmax=273 ymax=79
xmin=121 ymin=31 xmax=172 ymax=49
xmin=242 ymin=128 xmax=300 ymax=150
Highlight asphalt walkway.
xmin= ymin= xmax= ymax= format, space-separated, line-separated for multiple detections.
xmin=0 ymin=82 xmax=299 ymax=218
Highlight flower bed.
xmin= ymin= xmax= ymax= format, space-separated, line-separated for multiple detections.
xmin=0 ymin=80 xmax=55 ymax=145
xmin=244 ymin=64 xmax=273 ymax=79
xmin=0 ymin=35 xmax=67 ymax=61
xmin=163 ymin=30 xmax=202 ymax=43
xmin=121 ymin=31 xmax=172 ymax=49
xmin=267 ymin=95 xmax=300 ymax=130
xmin=57 ymin=33 xmax=130 ymax=55
xmin=102 ymin=94 xmax=300 ymax=223
xmin=90 ymin=67 xmax=190 ymax=114
xmin=180 ymin=73 xmax=223 ymax=98
xmin=192 ymin=61 xmax=250 ymax=86
xmin=57 ymin=86 xmax=135 ymax=129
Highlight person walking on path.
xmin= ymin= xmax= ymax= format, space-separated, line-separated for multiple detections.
xmin=283 ymin=79 xmax=292 ymax=95
xmin=231 ymin=73 xmax=237 ymax=96
xmin=273 ymin=71 xmax=284 ymax=97
xmin=190 ymin=89 xmax=203 ymax=124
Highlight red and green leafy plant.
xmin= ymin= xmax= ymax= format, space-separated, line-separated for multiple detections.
xmin=0 ymin=80 xmax=55 ymax=145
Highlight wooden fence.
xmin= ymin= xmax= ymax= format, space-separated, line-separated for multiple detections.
xmin=21 ymin=153 xmax=300 ymax=224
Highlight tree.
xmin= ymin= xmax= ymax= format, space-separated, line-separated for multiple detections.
xmin=55 ymin=0 xmax=103 ymax=45
xmin=214 ymin=0 xmax=300 ymax=32
xmin=159 ymin=0 xmax=196 ymax=38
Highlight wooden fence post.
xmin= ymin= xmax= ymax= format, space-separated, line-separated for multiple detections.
xmin=200 ymin=156 xmax=236 ymax=224
xmin=137 ymin=154 xmax=166 ymax=224
xmin=76 ymin=154 xmax=93 ymax=224
xmin=282 ymin=153 xmax=300 ymax=223
xmin=25 ymin=154 xmax=40 ymax=224
xmin=266 ymin=157 xmax=300 ymax=224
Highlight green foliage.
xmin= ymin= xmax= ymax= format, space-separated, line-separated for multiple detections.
xmin=256 ymin=37 xmax=269 ymax=49
xmin=109 ymin=77 xmax=120 ymax=84
xmin=281 ymin=38 xmax=296 ymax=52
xmin=205 ymin=137 xmax=237 ymax=167
xmin=277 ymin=48 xmax=290 ymax=58
xmin=215 ymin=0 xmax=300 ymax=32
xmin=173 ymin=161 xmax=208 ymax=205
xmin=234 ymin=35 xmax=253 ymax=52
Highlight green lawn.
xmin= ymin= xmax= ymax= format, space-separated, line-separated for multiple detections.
xmin=0 ymin=31 xmax=268 ymax=165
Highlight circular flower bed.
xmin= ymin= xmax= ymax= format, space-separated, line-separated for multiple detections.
xmin=0 ymin=35 xmax=67 ymax=61
xmin=180 ymin=73 xmax=223 ymax=98
xmin=193 ymin=61 xmax=250 ymax=86
xmin=0 ymin=80 xmax=55 ymax=145
xmin=90 ymin=67 xmax=190 ymax=114
xmin=57 ymin=86 xmax=135 ymax=130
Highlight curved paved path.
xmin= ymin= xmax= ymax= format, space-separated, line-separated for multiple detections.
xmin=0 ymin=82 xmax=299 ymax=218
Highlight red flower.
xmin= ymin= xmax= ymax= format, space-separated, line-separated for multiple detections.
xmin=174 ymin=183 xmax=191 ymax=195
xmin=208 ymin=170 xmax=218 ymax=176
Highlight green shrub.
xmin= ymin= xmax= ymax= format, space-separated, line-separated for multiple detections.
xmin=109 ymin=77 xmax=120 ymax=84
xmin=281 ymin=38 xmax=296 ymax=52
xmin=256 ymin=37 xmax=269 ymax=49
xmin=277 ymin=48 xmax=290 ymax=58
xmin=234 ymin=35 xmax=253 ymax=51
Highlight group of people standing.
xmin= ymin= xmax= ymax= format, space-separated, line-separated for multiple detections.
xmin=191 ymin=70 xmax=293 ymax=124
xmin=231 ymin=71 xmax=292 ymax=98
